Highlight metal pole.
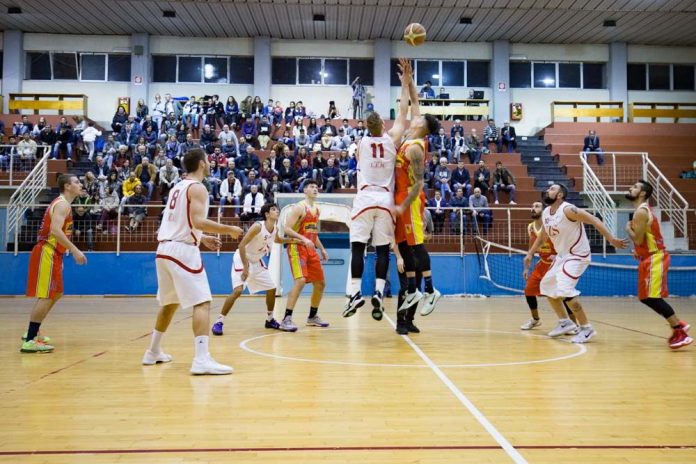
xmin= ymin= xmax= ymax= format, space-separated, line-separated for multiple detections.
xmin=14 ymin=219 xmax=19 ymax=256
xmin=612 ymin=153 xmax=617 ymax=192
xmin=8 ymin=153 xmax=13 ymax=187
xmin=507 ymin=208 xmax=512 ymax=257
xmin=217 ymin=207 xmax=221 ymax=258
xmin=602 ymin=235 xmax=606 ymax=259
xmin=116 ymin=208 xmax=121 ymax=256
xmin=459 ymin=208 xmax=464 ymax=257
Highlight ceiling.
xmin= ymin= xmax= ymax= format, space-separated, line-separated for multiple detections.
xmin=1 ymin=0 xmax=695 ymax=46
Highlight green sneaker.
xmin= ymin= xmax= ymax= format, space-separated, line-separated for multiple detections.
xmin=21 ymin=333 xmax=52 ymax=343
xmin=20 ymin=339 xmax=54 ymax=353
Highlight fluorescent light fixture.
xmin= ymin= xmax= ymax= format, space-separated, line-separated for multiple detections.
xmin=323 ymin=72 xmax=329 ymax=77
xmin=542 ymin=78 xmax=555 ymax=85
xmin=204 ymin=64 xmax=215 ymax=79
xmin=510 ymin=55 xmax=528 ymax=61
xmin=432 ymin=74 xmax=440 ymax=79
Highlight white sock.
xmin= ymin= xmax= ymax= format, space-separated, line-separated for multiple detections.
xmin=267 ymin=311 xmax=274 ymax=321
xmin=581 ymin=323 xmax=592 ymax=329
xmin=215 ymin=314 xmax=225 ymax=324
xmin=350 ymin=278 xmax=362 ymax=296
xmin=194 ymin=335 xmax=209 ymax=360
xmin=375 ymin=278 xmax=386 ymax=294
xmin=148 ymin=330 xmax=164 ymax=353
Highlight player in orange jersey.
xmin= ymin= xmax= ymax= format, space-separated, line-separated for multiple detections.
xmin=281 ymin=180 xmax=330 ymax=332
xmin=521 ymin=202 xmax=576 ymax=331
xmin=625 ymin=180 xmax=691 ymax=349
xmin=22 ymin=174 xmax=87 ymax=353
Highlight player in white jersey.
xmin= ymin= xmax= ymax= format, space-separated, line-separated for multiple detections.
xmin=344 ymin=58 xmax=414 ymax=320
xmin=211 ymin=203 xmax=301 ymax=335
xmin=525 ymin=184 xmax=627 ymax=343
xmin=142 ymin=148 xmax=243 ymax=375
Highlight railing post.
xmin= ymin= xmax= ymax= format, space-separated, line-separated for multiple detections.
xmin=8 ymin=152 xmax=13 ymax=187
xmin=507 ymin=208 xmax=512 ymax=257
xmin=116 ymin=208 xmax=121 ymax=256
xmin=217 ymin=207 xmax=222 ymax=258
xmin=14 ymin=220 xmax=19 ymax=256
xmin=459 ymin=208 xmax=464 ymax=257
xmin=602 ymin=235 xmax=606 ymax=259
xmin=612 ymin=153 xmax=617 ymax=192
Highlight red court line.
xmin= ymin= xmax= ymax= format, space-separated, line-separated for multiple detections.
xmin=1 ymin=444 xmax=694 ymax=456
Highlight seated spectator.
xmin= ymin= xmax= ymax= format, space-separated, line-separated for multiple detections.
xmin=258 ymin=158 xmax=276 ymax=193
xmin=425 ymin=155 xmax=439 ymax=188
xmin=419 ymin=80 xmax=436 ymax=99
xmin=133 ymin=144 xmax=149 ymax=167
xmin=468 ymin=187 xmax=492 ymax=234
xmin=279 ymin=130 xmax=295 ymax=151
xmin=473 ymin=160 xmax=491 ymax=197
xmin=431 ymin=128 xmax=452 ymax=162
xmin=257 ymin=116 xmax=272 ymax=149
xmin=125 ymin=184 xmax=147 ymax=232
xmin=241 ymin=117 xmax=257 ymax=146
xmin=183 ymin=96 xmax=202 ymax=130
xmin=492 ymin=161 xmax=516 ymax=205
xmin=278 ymin=158 xmax=297 ymax=193
xmin=427 ymin=190 xmax=447 ymax=234
xmin=450 ymin=119 xmax=465 ymax=138
xmin=434 ymin=157 xmax=453 ymax=199
xmin=238 ymin=146 xmax=261 ymax=177
xmin=242 ymin=169 xmax=263 ymax=196
xmin=337 ymin=150 xmax=351 ymax=188
xmin=311 ymin=149 xmax=327 ymax=183
xmin=227 ymin=159 xmax=247 ymax=184
xmin=178 ymin=133 xmax=200 ymax=161
xmin=72 ymin=202 xmax=95 ymax=251
xmin=120 ymin=171 xmax=142 ymax=210
xmin=92 ymin=155 xmax=111 ymax=184
xmin=294 ymin=101 xmax=307 ymax=119
xmin=583 ymin=129 xmax=604 ymax=165
xmin=679 ymin=161 xmax=696 ymax=179
xmin=115 ymin=145 xmax=130 ymax=168
xmin=37 ymin=124 xmax=57 ymax=158
xmin=354 ymin=120 xmax=368 ymax=139
xmin=451 ymin=132 xmax=466 ymax=163
xmin=141 ymin=115 xmax=158 ymax=136
xmin=449 ymin=187 xmax=470 ymax=234
xmin=296 ymin=159 xmax=313 ymax=192
xmin=81 ymin=122 xmax=102 ymax=162
xmin=135 ymin=156 xmax=157 ymax=201
xmin=322 ymin=158 xmax=340 ymax=193
xmin=331 ymin=129 xmax=350 ymax=151
xmin=17 ymin=133 xmax=38 ymax=171
xmin=219 ymin=170 xmax=242 ymax=217
xmin=53 ymin=126 xmax=74 ymax=160
xmin=266 ymin=145 xmax=283 ymax=172
xmin=295 ymin=129 xmax=312 ymax=152
xmin=97 ymin=186 xmax=120 ymax=234
xmin=327 ymin=100 xmax=339 ymax=119
xmin=162 ymin=112 xmax=179 ymax=137
xmin=483 ymin=119 xmax=499 ymax=153
xmin=102 ymin=134 xmax=120 ymax=168
xmin=240 ymin=184 xmax=264 ymax=222
xmin=143 ymin=125 xmax=158 ymax=149
xmin=118 ymin=158 xmax=132 ymax=181
xmin=12 ymin=116 xmax=32 ymax=137
xmin=106 ymin=171 xmax=121 ymax=198
xmin=208 ymin=159 xmax=224 ymax=200
xmin=320 ymin=131 xmax=334 ymax=151
xmin=451 ymin=160 xmax=472 ymax=197
xmin=347 ymin=152 xmax=358 ymax=187
xmin=284 ymin=101 xmax=296 ymax=125
xmin=499 ymin=121 xmax=517 ymax=153
xmin=82 ymin=171 xmax=100 ymax=202
xmin=119 ymin=121 xmax=139 ymax=152
xmin=266 ymin=173 xmax=281 ymax=202
xmin=222 ymin=137 xmax=237 ymax=160
xmin=159 ymin=158 xmax=179 ymax=203
xmin=111 ymin=106 xmax=127 ymax=133
xmin=340 ymin=119 xmax=354 ymax=137
xmin=153 ymin=147 xmax=168 ymax=171
xmin=218 ymin=124 xmax=239 ymax=152
xmin=271 ymin=101 xmax=284 ymax=128
xmin=320 ymin=118 xmax=337 ymax=139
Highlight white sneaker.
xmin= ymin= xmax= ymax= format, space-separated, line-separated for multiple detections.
xmin=420 ymin=289 xmax=442 ymax=316
xmin=398 ymin=289 xmax=424 ymax=313
xmin=520 ymin=318 xmax=542 ymax=330
xmin=494 ymin=200 xmax=500 ymax=205
xmin=280 ymin=316 xmax=298 ymax=332
xmin=548 ymin=319 xmax=578 ymax=337
xmin=571 ymin=326 xmax=597 ymax=344
xmin=568 ymin=326 xmax=581 ymax=335
xmin=142 ymin=349 xmax=173 ymax=365
xmin=509 ymin=201 xmax=517 ymax=205
xmin=342 ymin=291 xmax=365 ymax=318
xmin=190 ymin=355 xmax=234 ymax=375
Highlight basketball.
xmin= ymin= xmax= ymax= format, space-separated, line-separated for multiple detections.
xmin=404 ymin=23 xmax=426 ymax=46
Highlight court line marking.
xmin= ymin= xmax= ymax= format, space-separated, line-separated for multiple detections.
xmin=238 ymin=327 xmax=586 ymax=368
xmin=591 ymin=319 xmax=665 ymax=339
xmin=382 ymin=314 xmax=528 ymax=464
xmin=1 ymin=444 xmax=694 ymax=456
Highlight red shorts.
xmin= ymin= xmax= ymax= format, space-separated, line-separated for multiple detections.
xmin=638 ymin=252 xmax=669 ymax=300
xmin=524 ymin=259 xmax=552 ymax=296
xmin=395 ymin=191 xmax=426 ymax=246
xmin=26 ymin=242 xmax=64 ymax=299
xmin=287 ymin=244 xmax=324 ymax=283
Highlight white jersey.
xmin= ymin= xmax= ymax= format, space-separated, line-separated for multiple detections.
xmin=356 ymin=135 xmax=396 ymax=193
xmin=243 ymin=221 xmax=277 ymax=262
xmin=157 ymin=179 xmax=207 ymax=246
xmin=542 ymin=201 xmax=591 ymax=258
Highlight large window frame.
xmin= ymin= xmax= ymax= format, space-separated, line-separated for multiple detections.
xmin=391 ymin=59 xmax=490 ymax=88
xmin=510 ymin=61 xmax=607 ymax=89
xmin=627 ymin=63 xmax=696 ymax=91
xmin=272 ymin=57 xmax=374 ymax=86
xmin=26 ymin=51 xmax=130 ymax=82
xmin=151 ymin=55 xmax=254 ymax=84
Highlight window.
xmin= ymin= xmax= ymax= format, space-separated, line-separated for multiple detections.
xmin=627 ymin=63 xmax=646 ymax=90
xmin=583 ymin=63 xmax=605 ymax=89
xmin=533 ymin=62 xmax=556 ymax=88
xmin=648 ymin=64 xmax=670 ymax=90
xmin=442 ymin=61 xmax=464 ymax=87
xmin=80 ymin=54 xmax=106 ymax=81
xmin=349 ymin=59 xmax=373 ymax=86
xmin=230 ymin=57 xmax=253 ymax=84
xmin=324 ymin=59 xmax=347 ymax=85
xmin=203 ymin=57 xmax=227 ymax=84
xmin=152 ymin=55 xmax=176 ymax=83
xmin=272 ymin=57 xmax=296 ymax=84
xmin=510 ymin=62 xmax=531 ymax=88
xmin=673 ymin=65 xmax=695 ymax=91
xmin=52 ymin=53 xmax=77 ymax=80
xmin=108 ymin=54 xmax=131 ymax=82
xmin=26 ymin=52 xmax=52 ymax=80
xmin=178 ymin=56 xmax=202 ymax=83
xmin=416 ymin=60 xmax=439 ymax=86
xmin=390 ymin=59 xmax=402 ymax=86
xmin=298 ymin=58 xmax=322 ymax=84
xmin=467 ymin=61 xmax=489 ymax=87
xmin=558 ymin=63 xmax=580 ymax=88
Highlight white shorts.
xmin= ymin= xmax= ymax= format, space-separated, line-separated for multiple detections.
xmin=231 ymin=251 xmax=276 ymax=294
xmin=540 ymin=254 xmax=590 ymax=299
xmin=350 ymin=191 xmax=395 ymax=246
xmin=156 ymin=241 xmax=212 ymax=309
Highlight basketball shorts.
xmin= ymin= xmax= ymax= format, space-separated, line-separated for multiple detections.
xmin=638 ymin=251 xmax=669 ymax=300
xmin=26 ymin=242 xmax=64 ymax=299
xmin=524 ymin=259 xmax=553 ymax=297
xmin=156 ymin=241 xmax=211 ymax=309
xmin=539 ymin=254 xmax=590 ymax=299
xmin=395 ymin=191 xmax=426 ymax=246
xmin=231 ymin=251 xmax=276 ymax=294
xmin=350 ymin=191 xmax=394 ymax=246
xmin=287 ymin=243 xmax=324 ymax=283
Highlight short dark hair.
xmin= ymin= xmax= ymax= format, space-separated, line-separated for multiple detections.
xmin=424 ymin=114 xmax=440 ymax=136
xmin=304 ymin=180 xmax=318 ymax=188
xmin=183 ymin=148 xmax=207 ymax=173
xmin=57 ymin=173 xmax=76 ymax=193
xmin=260 ymin=202 xmax=278 ymax=221
xmin=556 ymin=183 xmax=568 ymax=200
xmin=637 ymin=179 xmax=654 ymax=199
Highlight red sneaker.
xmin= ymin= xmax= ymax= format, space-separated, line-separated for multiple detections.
xmin=669 ymin=329 xmax=693 ymax=350
xmin=679 ymin=320 xmax=690 ymax=332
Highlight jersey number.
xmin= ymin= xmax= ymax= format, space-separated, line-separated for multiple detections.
xmin=168 ymin=190 xmax=181 ymax=209
xmin=370 ymin=143 xmax=385 ymax=159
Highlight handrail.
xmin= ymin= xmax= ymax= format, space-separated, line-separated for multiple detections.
xmin=580 ymin=151 xmax=617 ymax=235
xmin=642 ymin=153 xmax=689 ymax=244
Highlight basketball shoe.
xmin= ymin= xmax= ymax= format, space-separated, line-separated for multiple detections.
xmin=142 ymin=350 xmax=173 ymax=365
xmin=342 ymin=291 xmax=365 ymax=318
xmin=211 ymin=321 xmax=224 ymax=336
xmin=190 ymin=355 xmax=234 ymax=375
xmin=421 ymin=289 xmax=441 ymax=316
xmin=398 ymin=289 xmax=423 ymax=313
xmin=548 ymin=319 xmax=578 ymax=337
xmin=21 ymin=333 xmax=52 ymax=343
xmin=306 ymin=316 xmax=330 ymax=327
xmin=406 ymin=322 xmax=421 ymax=333
xmin=570 ymin=325 xmax=596 ymax=344
xmin=265 ymin=318 xmax=281 ymax=330
xmin=371 ymin=291 xmax=384 ymax=321
xmin=520 ymin=318 xmax=542 ymax=330
xmin=20 ymin=339 xmax=54 ymax=353
xmin=669 ymin=328 xmax=693 ymax=350
xmin=280 ymin=316 xmax=298 ymax=332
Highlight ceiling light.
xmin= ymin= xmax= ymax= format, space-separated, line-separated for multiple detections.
xmin=313 ymin=14 xmax=325 ymax=21
xmin=603 ymin=20 xmax=616 ymax=27
xmin=460 ymin=17 xmax=472 ymax=25
xmin=163 ymin=10 xmax=176 ymax=18
xmin=8 ymin=6 xmax=21 ymax=14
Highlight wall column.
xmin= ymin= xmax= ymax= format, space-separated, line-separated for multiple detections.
xmin=373 ymin=39 xmax=391 ymax=117
xmin=492 ymin=40 xmax=510 ymax=125
xmin=2 ymin=30 xmax=23 ymax=114
xmin=254 ymin=37 xmax=271 ymax=100
xmin=608 ymin=42 xmax=628 ymax=121
xmin=129 ymin=33 xmax=150 ymax=111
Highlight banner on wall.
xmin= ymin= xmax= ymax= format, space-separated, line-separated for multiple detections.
xmin=118 ymin=97 xmax=130 ymax=114
xmin=511 ymin=103 xmax=523 ymax=121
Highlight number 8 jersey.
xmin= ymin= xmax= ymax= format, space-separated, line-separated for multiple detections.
xmin=356 ymin=135 xmax=396 ymax=193
xmin=157 ymin=179 xmax=207 ymax=246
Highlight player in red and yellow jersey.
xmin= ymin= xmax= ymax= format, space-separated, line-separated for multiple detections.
xmin=282 ymin=180 xmax=330 ymax=332
xmin=521 ymin=202 xmax=577 ymax=331
xmin=22 ymin=174 xmax=87 ymax=353
xmin=625 ymin=180 xmax=691 ymax=349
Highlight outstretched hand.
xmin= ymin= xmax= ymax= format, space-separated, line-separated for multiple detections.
xmin=397 ymin=58 xmax=413 ymax=86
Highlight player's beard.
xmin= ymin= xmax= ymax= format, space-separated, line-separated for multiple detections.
xmin=542 ymin=193 xmax=556 ymax=205
xmin=531 ymin=212 xmax=542 ymax=219
xmin=625 ymin=192 xmax=639 ymax=201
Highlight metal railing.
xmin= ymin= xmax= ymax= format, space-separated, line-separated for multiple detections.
xmin=642 ymin=153 xmax=690 ymax=242
xmin=580 ymin=151 xmax=617 ymax=235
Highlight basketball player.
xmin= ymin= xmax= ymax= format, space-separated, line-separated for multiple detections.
xmin=624 ymin=180 xmax=691 ymax=349
xmin=281 ymin=180 xmax=330 ymax=331
xmin=393 ymin=71 xmax=442 ymax=316
xmin=524 ymin=184 xmax=627 ymax=343
xmin=343 ymin=58 xmax=413 ymax=320
xmin=521 ymin=201 xmax=577 ymax=331
xmin=143 ymin=148 xmax=243 ymax=375
xmin=21 ymin=174 xmax=87 ymax=353
xmin=212 ymin=203 xmax=301 ymax=335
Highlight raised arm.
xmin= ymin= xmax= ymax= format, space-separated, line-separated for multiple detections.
xmin=564 ymin=204 xmax=627 ymax=249
xmin=407 ymin=73 xmax=421 ymax=119
xmin=189 ymin=183 xmax=242 ymax=239
xmin=388 ymin=58 xmax=413 ymax=145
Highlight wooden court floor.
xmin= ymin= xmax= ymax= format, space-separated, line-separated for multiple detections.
xmin=0 ymin=295 xmax=695 ymax=464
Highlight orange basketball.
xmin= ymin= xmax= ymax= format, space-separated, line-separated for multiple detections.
xmin=403 ymin=23 xmax=426 ymax=47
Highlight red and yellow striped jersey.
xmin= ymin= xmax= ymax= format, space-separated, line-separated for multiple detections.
xmin=37 ymin=195 xmax=72 ymax=253
xmin=395 ymin=138 xmax=428 ymax=198
xmin=528 ymin=221 xmax=556 ymax=263
xmin=633 ymin=203 xmax=665 ymax=259
xmin=292 ymin=201 xmax=320 ymax=244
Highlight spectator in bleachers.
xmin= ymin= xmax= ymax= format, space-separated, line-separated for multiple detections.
xmin=266 ymin=144 xmax=282 ymax=172
xmin=469 ymin=187 xmax=492 ymax=234
xmin=279 ymin=144 xmax=295 ymax=166
xmin=102 ymin=134 xmax=119 ymax=168
xmin=162 ymin=112 xmax=178 ymax=137
xmin=354 ymin=120 xmax=368 ymax=139
xmin=53 ymin=125 xmax=74 ymax=160
xmin=293 ymin=146 xmax=309 ymax=170
xmin=13 ymin=116 xmax=34 ymax=137
xmin=451 ymin=159 xmax=472 ymax=197
xmin=296 ymin=158 xmax=313 ymax=192
xmin=332 ymin=128 xmax=350 ymax=151
xmin=465 ymin=128 xmax=482 ymax=164
xmin=219 ymin=170 xmax=242 ymax=217
xmin=259 ymin=158 xmax=276 ymax=193
xmin=135 ymin=156 xmax=157 ymax=201
xmin=425 ymin=155 xmax=439 ymax=189
xmin=420 ymin=80 xmax=436 ymax=98
xmin=82 ymin=171 xmax=100 ymax=202
xmin=125 ymin=184 xmax=147 ymax=233
xmin=320 ymin=117 xmax=337 ymax=138
xmin=450 ymin=131 xmax=466 ymax=163
xmin=151 ymin=94 xmax=165 ymax=130
xmin=251 ymin=96 xmax=264 ymax=118
xmin=133 ymin=144 xmax=148 ymax=167
xmin=499 ymin=121 xmax=517 ymax=153
xmin=240 ymin=184 xmax=264 ymax=222
xmin=182 ymin=96 xmax=201 ymax=132
xmin=134 ymin=98 xmax=148 ymax=123
xmin=199 ymin=124 xmax=217 ymax=153
xmin=238 ymin=146 xmax=261 ymax=177
xmin=241 ymin=116 xmax=258 ymax=147
xmin=153 ymin=147 xmax=167 ymax=171
xmin=239 ymin=96 xmax=252 ymax=116
xmin=208 ymin=159 xmax=224 ymax=201
xmin=222 ymin=137 xmax=237 ymax=160
xmin=306 ymin=118 xmax=319 ymax=143
xmin=163 ymin=93 xmax=176 ymax=118
xmin=266 ymin=172 xmax=281 ymax=201
xmin=143 ymin=125 xmax=158 ymax=150
xmin=492 ymin=161 xmax=517 ymax=205
xmin=31 ymin=116 xmax=47 ymax=137
xmin=434 ymin=156 xmax=453 ymax=200
xmin=451 ymin=119 xmax=465 ymax=138
xmin=141 ymin=114 xmax=157 ymax=135
xmin=236 ymin=136 xmax=250 ymax=158
xmin=115 ymin=144 xmax=130 ymax=168
xmin=279 ymin=129 xmax=294 ymax=151
xmin=311 ymin=149 xmax=327 ymax=183
xmin=218 ymin=124 xmax=239 ymax=150
xmin=221 ymin=96 xmax=237 ymax=126
xmin=295 ymin=101 xmax=307 ymax=119
xmin=583 ymin=129 xmax=604 ymax=165
xmin=337 ymin=150 xmax=351 ymax=188
xmin=679 ymin=161 xmax=696 ymax=179
xmin=428 ymin=190 xmax=447 ymax=234
xmin=327 ymin=101 xmax=340 ymax=119
xmin=290 ymin=117 xmax=305 ymax=140
xmin=120 ymin=121 xmax=139 ymax=152
xmin=17 ymin=133 xmax=37 ymax=170
xmin=212 ymin=95 xmax=226 ymax=130
xmin=473 ymin=160 xmax=491 ymax=197
xmin=106 ymin=171 xmax=121 ymax=197
xmin=278 ymin=158 xmax=297 ymax=193
xmin=319 ymin=131 xmax=334 ymax=151
xmin=272 ymin=101 xmax=284 ymax=128
xmin=284 ymin=101 xmax=296 ymax=125
xmin=97 ymin=186 xmax=120 ymax=234
xmin=72 ymin=202 xmax=95 ymax=251
xmin=449 ymin=187 xmax=469 ymax=234
xmin=242 ymin=169 xmax=263 ymax=196
xmin=340 ymin=119 xmax=354 ymax=137
xmin=178 ymin=133 xmax=200 ymax=159
xmin=175 ymin=122 xmax=188 ymax=144
xmin=484 ymin=119 xmax=500 ymax=153
xmin=118 ymin=157 xmax=132 ymax=181
xmin=257 ymin=116 xmax=272 ymax=149
xmin=432 ymin=127 xmax=452 ymax=162
xmin=92 ymin=155 xmax=110 ymax=182
xmin=322 ymin=158 xmax=340 ymax=193
xmin=263 ymin=99 xmax=274 ymax=118
xmin=227 ymin=159 xmax=246 ymax=184
xmin=159 ymin=158 xmax=179 ymax=203
xmin=0 ymin=136 xmax=18 ymax=171
xmin=210 ymin=145 xmax=228 ymax=169
xmin=295 ymin=129 xmax=311 ymax=152
xmin=38 ymin=124 xmax=57 ymax=156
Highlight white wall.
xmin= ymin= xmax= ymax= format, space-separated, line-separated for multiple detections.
xmin=24 ymin=33 xmax=130 ymax=52
xmin=510 ymin=43 xmax=608 ymax=62
xmin=150 ymin=36 xmax=253 ymax=55
xmin=628 ymin=45 xmax=696 ymax=63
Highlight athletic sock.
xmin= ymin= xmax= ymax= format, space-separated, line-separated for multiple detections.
xmin=375 ymin=278 xmax=386 ymax=295
xmin=266 ymin=311 xmax=274 ymax=322
xmin=407 ymin=276 xmax=416 ymax=294
xmin=194 ymin=335 xmax=209 ymax=360
xmin=423 ymin=276 xmax=434 ymax=294
xmin=148 ymin=329 xmax=164 ymax=353
xmin=215 ymin=314 xmax=225 ymax=324
xmin=350 ymin=278 xmax=362 ymax=296
xmin=26 ymin=322 xmax=41 ymax=342
xmin=309 ymin=307 xmax=318 ymax=319
xmin=525 ymin=295 xmax=538 ymax=310
xmin=284 ymin=309 xmax=293 ymax=319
